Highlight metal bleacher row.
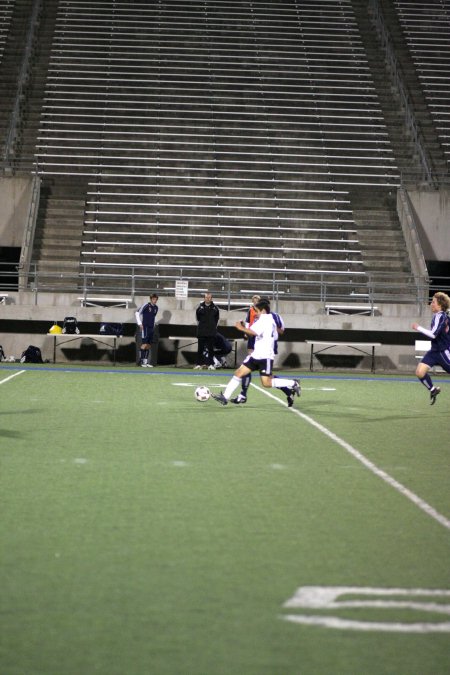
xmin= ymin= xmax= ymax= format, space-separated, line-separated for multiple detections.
xmin=33 ymin=0 xmax=404 ymax=296
xmin=0 ymin=1 xmax=14 ymax=63
xmin=394 ymin=0 xmax=450 ymax=171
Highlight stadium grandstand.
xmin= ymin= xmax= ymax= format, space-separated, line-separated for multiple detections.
xmin=0 ymin=0 xmax=449 ymax=367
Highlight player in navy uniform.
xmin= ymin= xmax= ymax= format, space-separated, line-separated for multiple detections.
xmin=212 ymin=299 xmax=300 ymax=407
xmin=412 ymin=291 xmax=450 ymax=405
xmin=135 ymin=294 xmax=159 ymax=367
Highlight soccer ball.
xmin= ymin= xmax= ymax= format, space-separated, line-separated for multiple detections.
xmin=194 ymin=386 xmax=211 ymax=402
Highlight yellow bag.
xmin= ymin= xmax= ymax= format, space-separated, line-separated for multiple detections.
xmin=49 ymin=323 xmax=62 ymax=334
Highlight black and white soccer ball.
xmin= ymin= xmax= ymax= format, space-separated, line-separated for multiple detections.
xmin=194 ymin=386 xmax=211 ymax=402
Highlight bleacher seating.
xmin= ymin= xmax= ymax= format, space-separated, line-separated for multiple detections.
xmin=0 ymin=0 xmax=25 ymax=154
xmin=0 ymin=0 xmax=15 ymax=49
xmin=30 ymin=0 xmax=410 ymax=295
xmin=394 ymin=0 xmax=450 ymax=171
xmin=0 ymin=1 xmax=14 ymax=64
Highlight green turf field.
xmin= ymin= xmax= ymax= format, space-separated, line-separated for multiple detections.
xmin=1 ymin=365 xmax=449 ymax=675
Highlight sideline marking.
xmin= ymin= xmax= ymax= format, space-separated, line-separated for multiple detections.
xmin=0 ymin=370 xmax=26 ymax=385
xmin=281 ymin=585 xmax=450 ymax=633
xmin=252 ymin=383 xmax=450 ymax=531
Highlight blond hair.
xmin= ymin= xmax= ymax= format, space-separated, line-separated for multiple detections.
xmin=433 ymin=292 xmax=450 ymax=312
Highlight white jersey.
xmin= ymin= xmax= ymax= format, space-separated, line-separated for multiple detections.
xmin=251 ymin=313 xmax=277 ymax=360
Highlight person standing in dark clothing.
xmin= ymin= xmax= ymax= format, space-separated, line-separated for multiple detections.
xmin=194 ymin=292 xmax=220 ymax=369
xmin=135 ymin=293 xmax=159 ymax=367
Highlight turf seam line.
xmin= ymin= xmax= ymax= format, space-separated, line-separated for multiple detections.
xmin=252 ymin=383 xmax=450 ymax=532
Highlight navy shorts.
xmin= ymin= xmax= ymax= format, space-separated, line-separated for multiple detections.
xmin=140 ymin=327 xmax=154 ymax=344
xmin=421 ymin=349 xmax=450 ymax=374
xmin=247 ymin=335 xmax=256 ymax=350
xmin=242 ymin=355 xmax=273 ymax=376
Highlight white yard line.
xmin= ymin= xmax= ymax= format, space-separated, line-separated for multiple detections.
xmin=0 ymin=370 xmax=26 ymax=385
xmin=252 ymin=383 xmax=450 ymax=532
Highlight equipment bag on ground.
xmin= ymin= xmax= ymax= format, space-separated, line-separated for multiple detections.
xmin=20 ymin=345 xmax=43 ymax=363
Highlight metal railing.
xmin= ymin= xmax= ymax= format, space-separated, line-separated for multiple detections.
xmin=17 ymin=172 xmax=41 ymax=289
xmin=369 ymin=0 xmax=436 ymax=187
xmin=2 ymin=0 xmax=42 ymax=171
xmin=0 ymin=262 xmax=437 ymax=311
xmin=397 ymin=187 xmax=429 ymax=284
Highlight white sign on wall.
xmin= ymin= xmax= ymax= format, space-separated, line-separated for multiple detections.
xmin=175 ymin=280 xmax=189 ymax=299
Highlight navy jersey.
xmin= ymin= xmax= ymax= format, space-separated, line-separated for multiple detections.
xmin=271 ymin=311 xmax=285 ymax=355
xmin=135 ymin=302 xmax=158 ymax=328
xmin=271 ymin=312 xmax=284 ymax=332
xmin=418 ymin=311 xmax=450 ymax=352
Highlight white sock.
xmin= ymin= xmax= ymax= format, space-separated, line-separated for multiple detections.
xmin=272 ymin=377 xmax=295 ymax=389
xmin=224 ymin=376 xmax=241 ymax=399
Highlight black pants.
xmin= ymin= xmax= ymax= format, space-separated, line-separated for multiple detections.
xmin=197 ymin=335 xmax=215 ymax=366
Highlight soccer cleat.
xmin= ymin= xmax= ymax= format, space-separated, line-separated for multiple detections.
xmin=231 ymin=395 xmax=247 ymax=404
xmin=430 ymin=386 xmax=441 ymax=405
xmin=207 ymin=364 xmax=216 ymax=370
xmin=193 ymin=364 xmax=203 ymax=370
xmin=211 ymin=391 xmax=228 ymax=406
xmin=286 ymin=380 xmax=301 ymax=407
xmin=292 ymin=380 xmax=301 ymax=397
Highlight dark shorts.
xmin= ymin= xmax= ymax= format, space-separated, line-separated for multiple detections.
xmin=247 ymin=335 xmax=256 ymax=350
xmin=421 ymin=349 xmax=450 ymax=373
xmin=140 ymin=327 xmax=154 ymax=344
xmin=242 ymin=355 xmax=273 ymax=376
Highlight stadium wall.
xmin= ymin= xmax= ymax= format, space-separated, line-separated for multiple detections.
xmin=407 ymin=186 xmax=450 ymax=261
xmin=0 ymin=292 xmax=426 ymax=373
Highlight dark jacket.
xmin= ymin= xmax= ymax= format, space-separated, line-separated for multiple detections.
xmin=196 ymin=301 xmax=219 ymax=337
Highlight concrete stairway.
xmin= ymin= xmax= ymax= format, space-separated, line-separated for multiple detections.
xmin=350 ymin=187 xmax=411 ymax=279
xmin=30 ymin=176 xmax=87 ymax=287
xmin=359 ymin=0 xmax=447 ymax=176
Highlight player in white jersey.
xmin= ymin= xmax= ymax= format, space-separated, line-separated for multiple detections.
xmin=211 ymin=300 xmax=300 ymax=407
xmin=232 ymin=305 xmax=285 ymax=404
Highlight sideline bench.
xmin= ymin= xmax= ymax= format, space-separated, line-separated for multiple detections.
xmin=47 ymin=333 xmax=125 ymax=365
xmin=306 ymin=340 xmax=382 ymax=373
xmin=77 ymin=296 xmax=132 ymax=308
xmin=325 ymin=304 xmax=378 ymax=316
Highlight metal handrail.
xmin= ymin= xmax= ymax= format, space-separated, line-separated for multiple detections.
xmin=369 ymin=0 xmax=436 ymax=186
xmin=18 ymin=172 xmax=41 ymax=289
xmin=397 ymin=187 xmax=429 ymax=305
xmin=2 ymin=0 xmax=42 ymax=169
xmin=0 ymin=262 xmax=435 ymax=309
